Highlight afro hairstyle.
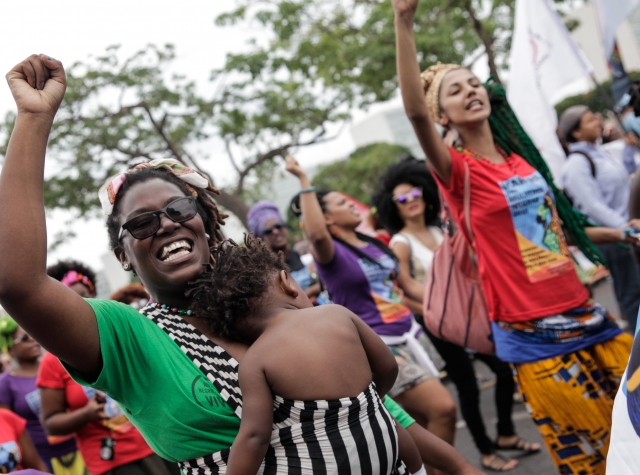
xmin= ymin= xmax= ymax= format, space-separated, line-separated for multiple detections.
xmin=372 ymin=157 xmax=440 ymax=235
xmin=46 ymin=260 xmax=98 ymax=296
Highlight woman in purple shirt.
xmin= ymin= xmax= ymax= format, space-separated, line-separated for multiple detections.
xmin=0 ymin=317 xmax=82 ymax=475
xmin=285 ymin=156 xmax=457 ymax=475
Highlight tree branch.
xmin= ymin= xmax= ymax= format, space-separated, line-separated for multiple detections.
xmin=142 ymin=104 xmax=184 ymax=161
xmin=463 ymin=1 xmax=501 ymax=83
xmin=225 ymin=139 xmax=242 ymax=174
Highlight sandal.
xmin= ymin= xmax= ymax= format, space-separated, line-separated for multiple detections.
xmin=481 ymin=453 xmax=518 ymax=472
xmin=494 ymin=436 xmax=541 ymax=454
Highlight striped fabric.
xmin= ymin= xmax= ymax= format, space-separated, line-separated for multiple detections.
xmin=141 ymin=304 xmax=402 ymax=475
xmin=141 ymin=304 xmax=243 ymax=418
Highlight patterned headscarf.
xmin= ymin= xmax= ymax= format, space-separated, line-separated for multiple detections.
xmin=420 ymin=63 xmax=462 ymax=121
xmin=98 ymin=159 xmax=209 ymax=215
xmin=247 ymin=201 xmax=284 ymax=237
xmin=0 ymin=315 xmax=18 ymax=353
xmin=61 ymin=270 xmax=96 ymax=296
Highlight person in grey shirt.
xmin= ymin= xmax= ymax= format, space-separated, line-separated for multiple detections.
xmin=560 ymin=105 xmax=640 ymax=331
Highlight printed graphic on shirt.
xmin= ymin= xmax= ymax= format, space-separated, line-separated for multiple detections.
xmin=499 ymin=171 xmax=573 ymax=283
xmin=24 ymin=388 xmax=41 ymax=419
xmin=0 ymin=441 xmax=20 ymax=473
xmin=82 ymin=386 xmax=133 ymax=434
xmin=358 ymin=254 xmax=411 ymax=324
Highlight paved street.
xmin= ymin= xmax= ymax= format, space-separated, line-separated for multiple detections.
xmin=446 ymin=362 xmax=556 ymax=474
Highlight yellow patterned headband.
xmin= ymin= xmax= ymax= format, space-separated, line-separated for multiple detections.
xmin=420 ymin=63 xmax=461 ymax=121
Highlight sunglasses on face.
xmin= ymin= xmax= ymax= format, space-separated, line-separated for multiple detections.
xmin=393 ymin=187 xmax=423 ymax=204
xmin=119 ymin=196 xmax=199 ymax=241
xmin=13 ymin=334 xmax=34 ymax=345
xmin=263 ymin=223 xmax=286 ymax=236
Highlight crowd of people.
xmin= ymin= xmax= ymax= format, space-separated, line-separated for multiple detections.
xmin=2 ymin=1 xmax=640 ymax=474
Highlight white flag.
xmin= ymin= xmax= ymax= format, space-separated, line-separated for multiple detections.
xmin=507 ymin=0 xmax=593 ymax=182
xmin=594 ymin=0 xmax=639 ymax=60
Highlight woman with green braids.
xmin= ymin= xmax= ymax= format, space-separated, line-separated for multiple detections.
xmin=392 ymin=0 xmax=635 ymax=473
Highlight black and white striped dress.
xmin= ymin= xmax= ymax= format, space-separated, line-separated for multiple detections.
xmin=141 ymin=304 xmax=402 ymax=475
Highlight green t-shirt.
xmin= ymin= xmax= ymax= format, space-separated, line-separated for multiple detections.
xmin=64 ymin=299 xmax=241 ymax=462
xmin=383 ymin=397 xmax=415 ymax=429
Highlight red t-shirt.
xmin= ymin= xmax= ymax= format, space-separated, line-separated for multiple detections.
xmin=36 ymin=353 xmax=154 ymax=475
xmin=0 ymin=408 xmax=26 ymax=472
xmin=434 ymin=147 xmax=589 ymax=322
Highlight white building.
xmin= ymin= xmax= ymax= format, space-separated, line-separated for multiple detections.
xmin=350 ymin=107 xmax=425 ymax=159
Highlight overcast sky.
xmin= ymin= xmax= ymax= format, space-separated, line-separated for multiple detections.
xmin=0 ymin=0 xmax=592 ymax=273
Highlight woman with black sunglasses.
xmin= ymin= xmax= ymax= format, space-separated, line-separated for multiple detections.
xmin=0 ymin=54 xmax=488 ymax=475
xmin=247 ymin=201 xmax=322 ymax=303
xmin=0 ymin=54 xmax=241 ymax=474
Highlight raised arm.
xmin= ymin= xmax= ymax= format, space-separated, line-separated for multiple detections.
xmin=226 ymin=357 xmax=273 ymax=475
xmin=346 ymin=308 xmax=398 ymax=397
xmin=285 ymin=155 xmax=335 ymax=265
xmin=0 ymin=55 xmax=101 ymax=378
xmin=392 ymin=0 xmax=452 ymax=185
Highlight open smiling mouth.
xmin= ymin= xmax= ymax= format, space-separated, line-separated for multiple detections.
xmin=467 ymin=100 xmax=483 ymax=110
xmin=159 ymin=240 xmax=193 ymax=263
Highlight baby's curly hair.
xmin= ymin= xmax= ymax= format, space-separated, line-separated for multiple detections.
xmin=188 ymin=235 xmax=289 ymax=340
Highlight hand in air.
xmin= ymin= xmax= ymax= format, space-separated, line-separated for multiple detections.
xmin=284 ymin=155 xmax=307 ymax=179
xmin=390 ymin=0 xmax=418 ymax=17
xmin=6 ymin=54 xmax=66 ymax=116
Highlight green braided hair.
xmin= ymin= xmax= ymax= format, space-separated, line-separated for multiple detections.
xmin=0 ymin=315 xmax=18 ymax=354
xmin=483 ymin=77 xmax=603 ymax=266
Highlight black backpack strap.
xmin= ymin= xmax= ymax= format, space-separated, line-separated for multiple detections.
xmin=571 ymin=150 xmax=596 ymax=178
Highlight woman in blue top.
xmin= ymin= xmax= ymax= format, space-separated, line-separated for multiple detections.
xmin=560 ymin=105 xmax=640 ymax=332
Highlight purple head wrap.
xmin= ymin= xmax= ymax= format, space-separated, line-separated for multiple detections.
xmin=247 ymin=201 xmax=284 ymax=237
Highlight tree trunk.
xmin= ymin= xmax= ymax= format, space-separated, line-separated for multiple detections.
xmin=214 ymin=191 xmax=251 ymax=228
xmin=464 ymin=2 xmax=502 ymax=84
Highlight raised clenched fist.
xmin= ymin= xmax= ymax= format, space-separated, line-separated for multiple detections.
xmin=6 ymin=54 xmax=66 ymax=117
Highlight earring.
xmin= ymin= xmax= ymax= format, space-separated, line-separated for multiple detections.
xmin=123 ymin=263 xmax=130 ymax=271
xmin=205 ymin=233 xmax=210 ymax=239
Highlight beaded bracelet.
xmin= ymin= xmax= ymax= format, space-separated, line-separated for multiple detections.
xmin=297 ymin=187 xmax=316 ymax=195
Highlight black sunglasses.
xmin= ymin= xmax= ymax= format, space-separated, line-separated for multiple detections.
xmin=263 ymin=223 xmax=286 ymax=236
xmin=119 ymin=196 xmax=199 ymax=241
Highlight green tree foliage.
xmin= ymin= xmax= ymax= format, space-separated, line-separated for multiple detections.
xmin=0 ymin=44 xmax=345 ymax=226
xmin=286 ymin=142 xmax=411 ymax=240
xmin=0 ymin=0 xmax=582 ymax=231
xmin=555 ymin=72 xmax=640 ymax=117
xmin=311 ymin=142 xmax=412 ymax=203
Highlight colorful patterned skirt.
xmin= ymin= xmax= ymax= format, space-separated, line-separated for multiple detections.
xmin=513 ymin=332 xmax=632 ymax=474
